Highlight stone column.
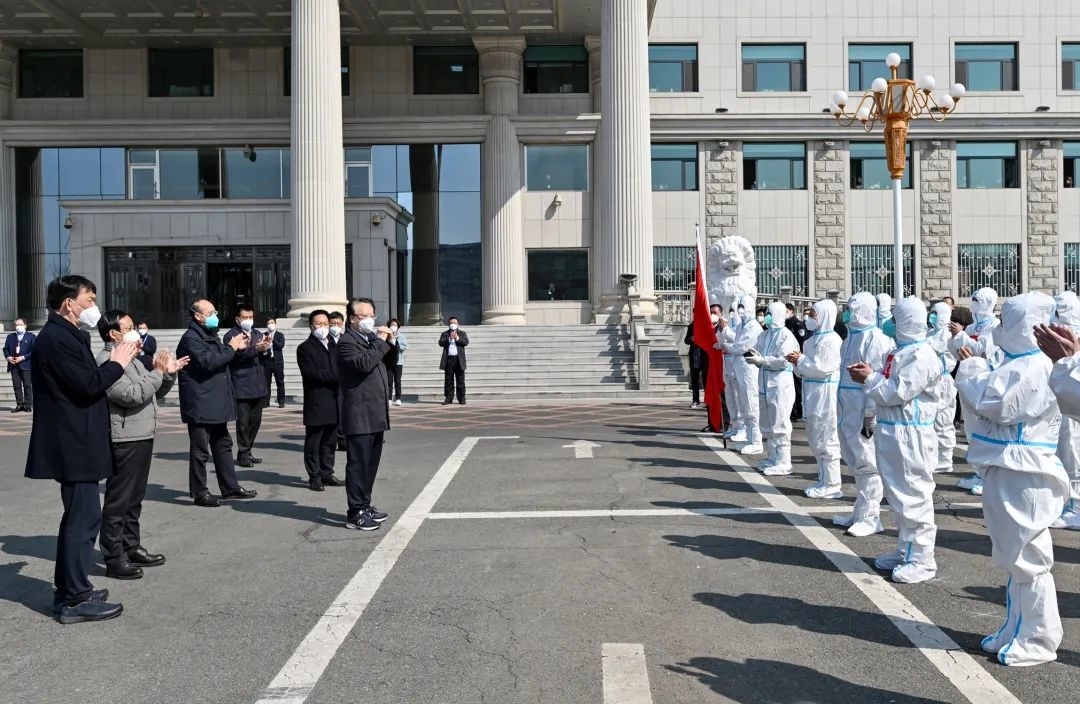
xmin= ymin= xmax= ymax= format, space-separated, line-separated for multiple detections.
xmin=703 ymin=141 xmax=739 ymax=240
xmin=919 ymin=141 xmax=954 ymax=299
xmin=407 ymin=144 xmax=442 ymax=325
xmin=287 ymin=0 xmax=347 ymax=320
xmin=476 ymin=37 xmax=526 ymax=325
xmin=812 ymin=142 xmax=846 ymax=296
xmin=0 ymin=42 xmax=14 ymax=119
xmin=585 ymin=36 xmax=602 ymax=113
xmin=0 ymin=44 xmax=18 ymax=325
xmin=595 ymin=0 xmax=656 ymax=322
xmin=1026 ymin=140 xmax=1060 ymax=293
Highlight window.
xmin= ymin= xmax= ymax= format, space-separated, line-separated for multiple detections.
xmin=525 ymin=145 xmax=588 ymax=191
xmin=345 ymin=147 xmax=372 ymax=198
xmin=527 ymin=250 xmax=589 ymax=301
xmin=223 ymin=148 xmax=289 ymax=199
xmin=851 ymin=245 xmax=916 ymax=297
xmin=651 ymin=143 xmax=698 ymax=191
xmin=127 ymin=149 xmax=221 ymax=199
xmin=654 ymin=246 xmax=695 ymax=292
xmin=648 ymin=44 xmax=697 ymax=93
xmin=955 ymin=43 xmax=1018 ymax=92
xmin=849 ymin=43 xmax=911 ymax=92
xmin=957 ymin=142 xmax=1019 ymax=189
xmin=283 ymin=47 xmax=350 ymax=97
xmin=1066 ymin=243 xmax=1080 ymax=293
xmin=850 ymin=142 xmax=911 ymax=189
xmin=754 ymin=245 xmax=808 ymax=296
xmin=413 ymin=47 xmax=479 ymax=95
xmin=149 ymin=48 xmax=213 ymax=97
xmin=18 ymin=50 xmax=83 ymax=98
xmin=1064 ymin=143 xmax=1080 ymax=188
xmin=958 ymin=243 xmax=1021 ymax=297
xmin=741 ymin=44 xmax=806 ymax=92
xmin=1064 ymin=44 xmax=1080 ymax=91
xmin=743 ymin=143 xmax=806 ymax=190
xmin=523 ymin=46 xmax=588 ymax=94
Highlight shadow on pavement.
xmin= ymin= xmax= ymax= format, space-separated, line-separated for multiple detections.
xmin=0 ymin=536 xmax=56 ymax=616
xmin=963 ymin=585 xmax=1080 ymax=620
xmin=663 ymin=532 xmax=840 ymax=573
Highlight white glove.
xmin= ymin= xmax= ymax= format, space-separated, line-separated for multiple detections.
xmin=747 ymin=354 xmax=765 ymax=367
xmin=713 ymin=342 xmax=725 ymax=351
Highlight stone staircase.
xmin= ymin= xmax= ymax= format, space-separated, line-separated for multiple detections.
xmin=0 ymin=324 xmax=693 ymax=406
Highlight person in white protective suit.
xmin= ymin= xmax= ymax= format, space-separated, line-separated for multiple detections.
xmin=876 ymin=292 xmax=896 ymax=339
xmin=746 ymin=301 xmax=800 ymax=475
xmin=718 ymin=294 xmax=764 ymax=455
xmin=927 ymin=301 xmax=959 ymax=473
xmin=716 ymin=303 xmax=746 ymax=443
xmin=785 ymin=299 xmax=843 ymax=499
xmin=849 ymin=297 xmax=942 ymax=583
xmin=1049 ymin=291 xmax=1080 ymax=530
xmin=833 ymin=292 xmax=893 ymax=536
xmin=957 ymin=292 xmax=1068 ymax=667
xmin=948 ymin=286 xmax=1002 ymax=496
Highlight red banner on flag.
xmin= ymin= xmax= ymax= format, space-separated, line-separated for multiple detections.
xmin=692 ymin=233 xmax=724 ymax=433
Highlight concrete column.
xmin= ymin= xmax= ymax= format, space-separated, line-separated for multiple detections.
xmin=0 ymin=42 xmax=14 ymax=119
xmin=918 ymin=141 xmax=954 ymax=299
xmin=476 ymin=36 xmax=526 ymax=325
xmin=595 ymin=0 xmax=655 ymax=322
xmin=408 ymin=144 xmax=442 ymax=325
xmin=1025 ymin=140 xmax=1060 ymax=293
xmin=812 ymin=141 xmax=847 ymax=297
xmin=287 ymin=0 xmax=347 ymax=320
xmin=0 ymin=141 xmax=18 ymax=326
xmin=585 ymin=35 xmax=602 ymax=113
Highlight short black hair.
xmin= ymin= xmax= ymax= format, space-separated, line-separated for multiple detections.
xmin=387 ymin=318 xmax=399 ymax=327
xmin=329 ymin=311 xmax=344 ymax=322
xmin=46 ymin=275 xmax=96 ymax=312
xmin=238 ymin=303 xmax=255 ymax=315
xmin=266 ymin=318 xmax=277 ymax=325
xmin=97 ymin=308 xmax=128 ymax=343
xmin=447 ymin=315 xmax=459 ymax=325
xmin=785 ymin=302 xmax=795 ymax=312
xmin=709 ymin=304 xmax=721 ymax=312
xmin=13 ymin=317 xmax=25 ymax=326
xmin=138 ymin=321 xmax=148 ymax=327
xmin=347 ymin=298 xmax=376 ymax=317
xmin=308 ymin=309 xmax=330 ymax=324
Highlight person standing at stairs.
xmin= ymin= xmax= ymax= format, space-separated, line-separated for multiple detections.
xmin=5 ymin=317 xmax=34 ymax=412
xmin=265 ymin=318 xmax=286 ymax=408
xmin=329 ymin=310 xmax=347 ymax=451
xmin=136 ymin=321 xmax=157 ymax=371
xmin=384 ymin=318 xmax=407 ymax=406
xmin=684 ymin=317 xmax=710 ymax=410
xmin=439 ymin=316 xmax=468 ymax=405
xmin=745 ymin=301 xmax=799 ymax=476
xmin=223 ymin=304 xmax=273 ymax=468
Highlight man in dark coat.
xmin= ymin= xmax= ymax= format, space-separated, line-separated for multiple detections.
xmin=788 ymin=303 xmax=810 ymax=420
xmin=5 ymin=316 xmax=35 ymax=412
xmin=137 ymin=321 xmax=157 ymax=371
xmin=223 ymin=304 xmax=273 ymax=468
xmin=438 ymin=316 xmax=469 ymax=405
xmin=296 ymin=310 xmax=344 ymax=492
xmin=338 ymin=297 xmax=392 ymax=531
xmin=176 ymin=299 xmax=257 ymax=507
xmin=265 ymin=318 xmax=286 ymax=408
xmin=25 ymin=275 xmax=139 ymax=623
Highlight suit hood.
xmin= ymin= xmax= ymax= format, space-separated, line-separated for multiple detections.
xmin=894 ymin=297 xmax=928 ymax=345
xmin=875 ymin=293 xmax=893 ymax=316
xmin=811 ymin=299 xmax=837 ymax=334
xmin=846 ymin=292 xmax=877 ymax=329
xmin=767 ymin=301 xmax=787 ymax=329
xmin=971 ymin=287 xmax=998 ymax=320
xmin=994 ymin=291 xmax=1055 ymax=356
xmin=931 ymin=301 xmax=952 ymax=331
xmin=1055 ymin=291 xmax=1080 ymax=329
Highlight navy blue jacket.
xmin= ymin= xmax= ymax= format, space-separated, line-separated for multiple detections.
xmin=24 ymin=312 xmax=124 ymax=482
xmin=4 ymin=331 xmax=34 ymax=372
xmin=176 ymin=322 xmax=238 ymax=424
xmin=138 ymin=332 xmax=157 ymax=371
xmin=223 ymin=326 xmax=270 ymax=401
xmin=297 ymin=334 xmax=338 ymax=427
xmin=268 ymin=330 xmax=286 ymax=369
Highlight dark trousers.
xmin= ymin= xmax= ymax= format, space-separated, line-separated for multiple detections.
xmin=268 ymin=364 xmax=285 ymax=404
xmin=345 ymin=431 xmax=384 ymax=516
xmin=100 ymin=439 xmax=154 ymax=563
xmin=187 ymin=423 xmax=241 ymax=498
xmin=689 ymin=365 xmax=705 ymax=404
xmin=304 ymin=424 xmax=337 ymax=480
xmin=235 ymin=398 xmax=265 ymax=461
xmin=443 ymin=357 xmax=465 ymax=401
xmin=10 ymin=368 xmax=31 ymax=408
xmin=55 ymin=481 xmax=101 ymax=607
xmin=389 ymin=364 xmax=403 ymax=401
xmin=792 ymin=377 xmax=803 ymax=420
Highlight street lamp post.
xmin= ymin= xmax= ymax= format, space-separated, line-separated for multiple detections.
xmin=831 ymin=53 xmax=966 ymax=301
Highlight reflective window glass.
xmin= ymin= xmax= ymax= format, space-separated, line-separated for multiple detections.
xmin=148 ymin=48 xmax=214 ymax=97
xmin=525 ymin=145 xmax=588 ymax=191
xmin=955 ymin=43 xmax=1017 ymax=91
xmin=413 ymin=47 xmax=479 ymax=95
xmin=18 ymin=49 xmax=83 ymax=98
xmin=527 ymin=250 xmax=589 ymax=301
xmin=957 ymin=142 xmax=1019 ymax=189
xmin=743 ymin=143 xmax=806 ymax=190
xmin=651 ymin=143 xmax=698 ymax=191
xmin=346 ymin=164 xmax=371 ymax=197
xmin=742 ymin=44 xmax=806 ymax=92
xmin=648 ymin=44 xmax=698 ymax=92
xmin=848 ymin=43 xmax=912 ymax=91
xmin=224 ymin=148 xmax=286 ymax=198
xmin=523 ymin=45 xmax=589 ymax=94
xmin=849 ymin=142 xmax=911 ymax=189
xmin=158 ymin=150 xmax=200 ymax=199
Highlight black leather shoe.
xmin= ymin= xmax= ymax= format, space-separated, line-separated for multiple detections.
xmin=194 ymin=492 xmax=221 ymax=507
xmin=10 ymin=406 xmax=19 ymax=413
xmin=128 ymin=547 xmax=165 ymax=567
xmin=309 ymin=477 xmax=325 ymax=492
xmin=105 ymin=559 xmax=144 ymax=580
xmin=221 ymin=487 xmax=257 ymax=500
xmin=458 ymin=400 xmax=467 ymax=405
xmin=236 ymin=458 xmax=255 ymax=467
xmin=56 ymin=598 xmax=123 ymax=624
xmin=322 ymin=474 xmax=345 ymax=487
xmin=23 ymin=406 xmax=31 ymax=412
xmin=278 ymin=401 xmax=285 ymax=408
xmin=250 ymin=456 xmax=263 ymax=464
xmin=442 ymin=399 xmax=452 ymax=405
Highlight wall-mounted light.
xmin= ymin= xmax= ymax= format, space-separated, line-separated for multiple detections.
xmin=63 ymin=215 xmax=74 ymax=230
xmin=371 ymin=212 xmax=382 ymax=226
xmin=552 ymin=193 xmax=563 ymax=208
xmin=242 ymin=144 xmax=257 ymax=162
xmin=930 ymin=139 xmax=943 ymax=147
xmin=1035 ymin=105 xmax=1051 ymax=112
xmin=823 ymin=140 xmax=836 ymax=148
xmin=715 ymin=107 xmax=728 ymax=114
xmin=1039 ymin=139 xmax=1052 ymax=148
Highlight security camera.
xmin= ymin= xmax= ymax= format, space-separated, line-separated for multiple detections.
xmin=63 ymin=215 xmax=74 ymax=230
xmin=553 ymin=193 xmax=563 ymax=208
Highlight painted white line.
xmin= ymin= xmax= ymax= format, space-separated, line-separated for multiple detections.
xmin=427 ymin=503 xmax=981 ymax=520
xmin=700 ymin=436 xmax=1019 ymax=704
xmin=254 ymin=436 xmax=519 ymax=704
xmin=602 ymin=643 xmax=654 ymax=704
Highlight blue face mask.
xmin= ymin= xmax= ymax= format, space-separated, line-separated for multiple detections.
xmin=928 ymin=313 xmax=938 ymax=327
xmin=841 ymin=310 xmax=851 ymax=324
xmin=882 ymin=318 xmax=896 ymax=339
xmin=204 ymin=314 xmax=220 ymax=330
xmin=764 ymin=314 xmax=773 ymax=326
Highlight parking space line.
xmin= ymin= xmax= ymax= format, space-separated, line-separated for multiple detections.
xmin=428 ymin=503 xmax=982 ymax=521
xmin=602 ymin=643 xmax=654 ymax=704
xmin=700 ymin=436 xmax=1020 ymax=704
xmin=253 ymin=436 xmax=519 ymax=704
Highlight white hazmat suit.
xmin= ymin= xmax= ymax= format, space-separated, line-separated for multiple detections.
xmin=794 ymin=299 xmax=843 ymax=499
xmin=719 ymin=304 xmax=746 ymax=442
xmin=863 ymin=297 xmax=942 ymax=584
xmin=719 ymin=294 xmax=763 ymax=455
xmin=834 ymin=292 xmax=894 ymax=536
xmin=927 ymin=301 xmax=959 ymax=472
xmin=1051 ymin=291 xmax=1080 ymax=529
xmin=876 ymin=292 xmax=895 ymax=338
xmin=747 ymin=301 xmax=799 ymax=475
xmin=956 ymin=291 xmax=1067 ymax=667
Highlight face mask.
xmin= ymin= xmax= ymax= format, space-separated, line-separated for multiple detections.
xmin=928 ymin=313 xmax=938 ymax=327
xmin=329 ymin=325 xmax=342 ymax=336
xmin=390 ymin=325 xmax=398 ymax=333
xmin=841 ymin=310 xmax=851 ymax=324
xmin=15 ymin=326 xmax=25 ymax=334
xmin=138 ymin=328 xmax=148 ymax=337
xmin=313 ymin=327 xmax=329 ymax=340
xmin=358 ymin=317 xmax=376 ymax=334
xmin=75 ymin=302 xmax=101 ymax=329
xmin=737 ymin=306 xmax=745 ymax=316
xmin=449 ymin=323 xmax=459 ymax=331
xmin=882 ymin=318 xmax=897 ymax=339
xmin=710 ymin=314 xmax=719 ymax=324
xmin=805 ymin=317 xmax=819 ymax=332
xmin=763 ymin=314 xmax=773 ymax=326
xmin=239 ymin=319 xmax=254 ymax=332
xmin=203 ymin=314 xmax=220 ymax=330
xmin=267 ymin=325 xmax=276 ymax=332
xmin=122 ymin=330 xmax=141 ymax=344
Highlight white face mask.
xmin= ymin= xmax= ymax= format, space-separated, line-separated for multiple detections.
xmin=122 ymin=330 xmax=141 ymax=344
xmin=138 ymin=328 xmax=148 ymax=337
xmin=449 ymin=323 xmax=459 ymax=331
xmin=313 ymin=327 xmax=329 ymax=340
xmin=267 ymin=324 xmax=276 ymax=332
xmin=389 ymin=325 xmax=398 ymax=333
xmin=710 ymin=313 xmax=719 ymax=324
xmin=329 ymin=325 xmax=342 ymax=336
xmin=358 ymin=317 xmax=376 ymax=334
xmin=15 ymin=326 xmax=25 ymax=334
xmin=74 ymin=301 xmax=101 ymax=329
xmin=805 ymin=316 xmax=819 ymax=332
xmin=239 ymin=319 xmax=254 ymax=332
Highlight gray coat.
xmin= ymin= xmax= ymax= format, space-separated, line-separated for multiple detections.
xmin=337 ymin=327 xmax=391 ymax=436
xmin=96 ymin=344 xmax=175 ymax=443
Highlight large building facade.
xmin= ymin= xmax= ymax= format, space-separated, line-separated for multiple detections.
xmin=0 ymin=0 xmax=1079 ymax=327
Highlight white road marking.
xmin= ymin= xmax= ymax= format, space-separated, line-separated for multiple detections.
xmin=602 ymin=643 xmax=654 ymax=704
xmin=254 ymin=436 xmax=519 ymax=704
xmin=427 ymin=503 xmax=982 ymax=521
xmin=564 ymin=439 xmax=601 ymax=459
xmin=700 ymin=436 xmax=1020 ymax=704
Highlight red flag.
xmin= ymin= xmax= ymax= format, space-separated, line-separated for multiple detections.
xmin=692 ymin=231 xmax=725 ymax=433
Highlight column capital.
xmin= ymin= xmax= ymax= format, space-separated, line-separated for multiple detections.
xmin=584 ymin=35 xmax=601 ymax=112
xmin=474 ymin=36 xmax=526 ymax=83
xmin=584 ymin=35 xmax=602 ymax=53
xmin=0 ymin=41 xmax=16 ymax=90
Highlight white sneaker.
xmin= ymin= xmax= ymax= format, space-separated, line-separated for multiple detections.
xmin=394 ymin=399 xmax=402 ymax=406
xmin=689 ymin=402 xmax=701 ymax=409
xmin=1051 ymin=505 xmax=1080 ymax=530
xmin=832 ymin=512 xmax=855 ymax=528
xmin=970 ymin=481 xmax=984 ymax=496
xmin=740 ymin=443 xmax=764 ymax=456
xmin=805 ymin=484 xmax=843 ymax=500
xmin=957 ymin=474 xmax=980 ymax=490
xmin=892 ymin=560 xmax=937 ymax=584
xmin=763 ymin=465 xmax=793 ymax=476
xmin=873 ymin=548 xmax=905 ymax=571
xmin=847 ymin=515 xmax=885 ymax=537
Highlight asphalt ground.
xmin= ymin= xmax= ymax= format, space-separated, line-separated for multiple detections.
xmin=0 ymin=401 xmax=1077 ymax=703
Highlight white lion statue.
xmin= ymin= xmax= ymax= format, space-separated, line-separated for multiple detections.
xmin=706 ymin=235 xmax=758 ymax=313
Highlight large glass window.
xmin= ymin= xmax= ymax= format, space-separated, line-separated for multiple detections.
xmin=741 ymin=44 xmax=806 ymax=92
xmin=850 ymin=142 xmax=911 ymax=189
xmin=223 ymin=148 xmax=288 ymax=199
xmin=345 ymin=147 xmax=372 ymax=198
xmin=283 ymin=47 xmax=351 ymax=97
xmin=1064 ymin=142 xmax=1080 ymax=188
xmin=851 ymin=245 xmax=916 ymax=297
xmin=148 ymin=48 xmax=214 ymax=97
xmin=848 ymin=43 xmax=911 ymax=92
xmin=18 ymin=49 xmax=83 ymax=98
xmin=957 ymin=142 xmax=1019 ymax=189
xmin=1066 ymin=243 xmax=1080 ymax=293
xmin=525 ymin=144 xmax=588 ymax=191
xmin=743 ymin=143 xmax=806 ymax=190
xmin=127 ymin=149 xmax=222 ymax=199
xmin=523 ymin=46 xmax=589 ymax=94
xmin=651 ymin=143 xmax=698 ymax=191
xmin=654 ymin=246 xmax=695 ymax=292
xmin=1064 ymin=44 xmax=1080 ymax=91
xmin=527 ymin=250 xmax=589 ymax=301
xmin=958 ymin=243 xmax=1021 ymax=297
xmin=648 ymin=44 xmax=698 ymax=93
xmin=754 ymin=245 xmax=809 ymax=296
xmin=955 ymin=43 xmax=1018 ymax=92
xmin=413 ymin=47 xmax=479 ymax=95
